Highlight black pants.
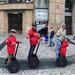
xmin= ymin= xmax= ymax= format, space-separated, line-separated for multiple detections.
xmin=28 ymin=45 xmax=36 ymax=60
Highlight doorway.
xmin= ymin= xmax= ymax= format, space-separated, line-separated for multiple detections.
xmin=65 ymin=16 xmax=72 ymax=35
xmin=65 ymin=0 xmax=72 ymax=35
xmin=8 ymin=12 xmax=22 ymax=34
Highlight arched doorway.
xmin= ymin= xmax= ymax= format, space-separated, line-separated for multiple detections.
xmin=65 ymin=0 xmax=73 ymax=35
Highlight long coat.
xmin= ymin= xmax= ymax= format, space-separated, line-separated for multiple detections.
xmin=6 ymin=35 xmax=20 ymax=54
xmin=59 ymin=40 xmax=69 ymax=56
xmin=27 ymin=28 xmax=40 ymax=45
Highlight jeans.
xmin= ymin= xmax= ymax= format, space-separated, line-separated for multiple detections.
xmin=28 ymin=45 xmax=36 ymax=60
xmin=56 ymin=40 xmax=61 ymax=59
xmin=50 ymin=38 xmax=54 ymax=46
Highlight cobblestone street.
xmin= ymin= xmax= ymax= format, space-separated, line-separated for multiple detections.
xmin=0 ymin=35 xmax=75 ymax=75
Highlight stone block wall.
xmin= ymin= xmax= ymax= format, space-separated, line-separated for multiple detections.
xmin=48 ymin=0 xmax=65 ymax=32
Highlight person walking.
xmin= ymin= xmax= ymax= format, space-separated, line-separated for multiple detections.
xmin=49 ymin=26 xmax=55 ymax=47
xmin=56 ymin=23 xmax=66 ymax=59
xmin=26 ymin=23 xmax=40 ymax=60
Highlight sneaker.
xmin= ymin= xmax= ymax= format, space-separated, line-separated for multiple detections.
xmin=49 ymin=45 xmax=52 ymax=47
xmin=52 ymin=43 xmax=55 ymax=46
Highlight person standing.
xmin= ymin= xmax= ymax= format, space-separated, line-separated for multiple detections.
xmin=56 ymin=37 xmax=69 ymax=67
xmin=56 ymin=23 xmax=66 ymax=59
xmin=49 ymin=26 xmax=55 ymax=46
xmin=26 ymin=23 xmax=40 ymax=60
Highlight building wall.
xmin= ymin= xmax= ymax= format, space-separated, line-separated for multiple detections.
xmin=0 ymin=0 xmax=74 ymax=35
xmin=0 ymin=1 xmax=33 ymax=35
xmin=48 ymin=0 xmax=65 ymax=32
xmin=23 ymin=10 xmax=33 ymax=35
xmin=72 ymin=2 xmax=75 ymax=34
xmin=0 ymin=11 xmax=8 ymax=35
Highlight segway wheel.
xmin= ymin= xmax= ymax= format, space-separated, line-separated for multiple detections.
xmin=5 ymin=58 xmax=8 ymax=65
xmin=56 ymin=55 xmax=67 ymax=67
xmin=28 ymin=54 xmax=39 ymax=68
xmin=7 ymin=60 xmax=20 ymax=73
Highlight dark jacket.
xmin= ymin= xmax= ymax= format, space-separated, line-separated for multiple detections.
xmin=50 ymin=29 xmax=55 ymax=38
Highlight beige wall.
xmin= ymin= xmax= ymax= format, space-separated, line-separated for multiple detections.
xmin=0 ymin=10 xmax=33 ymax=35
xmin=0 ymin=11 xmax=8 ymax=35
xmin=23 ymin=10 xmax=33 ymax=35
xmin=0 ymin=0 xmax=68 ymax=35
xmin=0 ymin=4 xmax=33 ymax=10
xmin=0 ymin=1 xmax=34 ymax=35
xmin=48 ymin=0 xmax=65 ymax=32
xmin=4 ymin=12 xmax=8 ymax=35
xmin=72 ymin=3 xmax=75 ymax=34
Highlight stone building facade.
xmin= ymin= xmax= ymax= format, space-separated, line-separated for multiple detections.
xmin=0 ymin=0 xmax=74 ymax=35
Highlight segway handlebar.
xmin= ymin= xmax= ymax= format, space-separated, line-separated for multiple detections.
xmin=35 ymin=39 xmax=43 ymax=54
xmin=67 ymin=38 xmax=75 ymax=45
xmin=15 ymin=42 xmax=21 ymax=57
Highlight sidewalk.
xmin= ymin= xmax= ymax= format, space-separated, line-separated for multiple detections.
xmin=0 ymin=35 xmax=74 ymax=75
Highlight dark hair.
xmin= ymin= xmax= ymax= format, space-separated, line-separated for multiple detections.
xmin=32 ymin=23 xmax=37 ymax=26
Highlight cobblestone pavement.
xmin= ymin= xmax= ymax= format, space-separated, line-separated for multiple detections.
xmin=0 ymin=35 xmax=75 ymax=75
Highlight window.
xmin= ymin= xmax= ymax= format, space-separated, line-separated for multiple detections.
xmin=9 ymin=0 xmax=22 ymax=3
xmin=65 ymin=0 xmax=72 ymax=12
xmin=35 ymin=0 xmax=48 ymax=8
xmin=38 ymin=0 xmax=41 ymax=7
xmin=44 ymin=0 xmax=48 ymax=8
xmin=0 ymin=0 xmax=5 ymax=4
xmin=25 ymin=0 xmax=33 ymax=3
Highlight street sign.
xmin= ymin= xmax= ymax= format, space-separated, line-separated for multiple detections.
xmin=56 ymin=4 xmax=60 ymax=9
xmin=65 ymin=12 xmax=72 ymax=16
xmin=35 ymin=9 xmax=48 ymax=21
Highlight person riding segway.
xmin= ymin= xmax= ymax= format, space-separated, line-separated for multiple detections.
xmin=56 ymin=36 xmax=69 ymax=67
xmin=26 ymin=23 xmax=42 ymax=68
xmin=28 ymin=39 xmax=42 ymax=68
xmin=5 ymin=29 xmax=21 ymax=73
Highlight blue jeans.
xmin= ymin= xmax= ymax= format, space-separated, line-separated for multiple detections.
xmin=56 ymin=40 xmax=61 ymax=59
xmin=50 ymin=38 xmax=54 ymax=46
xmin=28 ymin=45 xmax=36 ymax=60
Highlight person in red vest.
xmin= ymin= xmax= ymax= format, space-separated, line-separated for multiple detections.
xmin=59 ymin=37 xmax=69 ymax=56
xmin=6 ymin=29 xmax=20 ymax=64
xmin=26 ymin=23 xmax=40 ymax=60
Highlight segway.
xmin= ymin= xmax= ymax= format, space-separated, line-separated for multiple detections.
xmin=5 ymin=43 xmax=20 ymax=73
xmin=28 ymin=39 xmax=42 ymax=68
xmin=56 ymin=54 xmax=67 ymax=67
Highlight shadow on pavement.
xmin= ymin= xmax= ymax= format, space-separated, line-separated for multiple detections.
xmin=0 ymin=55 xmax=75 ymax=70
xmin=19 ymin=58 xmax=56 ymax=70
xmin=67 ymin=54 xmax=75 ymax=66
xmin=0 ymin=57 xmax=56 ymax=70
